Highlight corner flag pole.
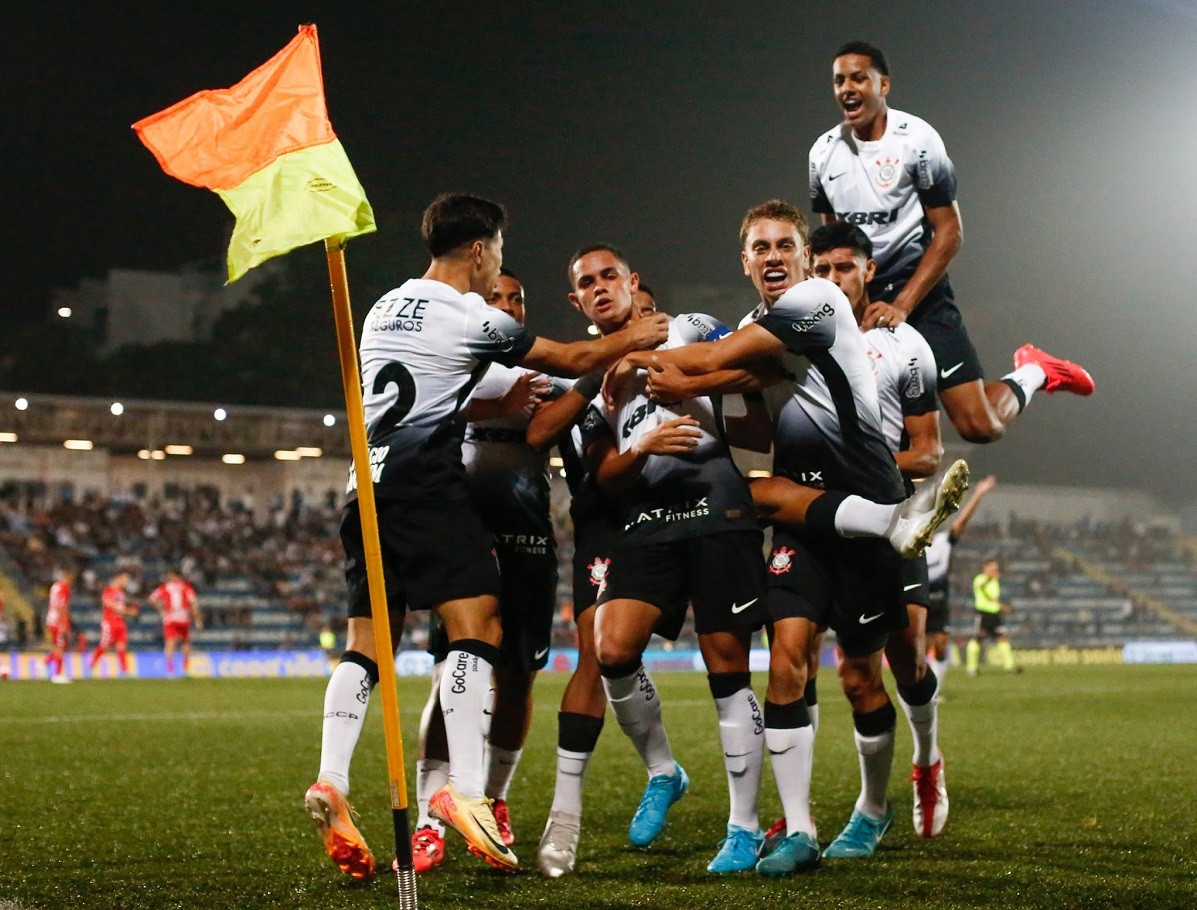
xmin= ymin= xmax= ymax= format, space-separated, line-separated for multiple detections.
xmin=325 ymin=237 xmax=418 ymax=909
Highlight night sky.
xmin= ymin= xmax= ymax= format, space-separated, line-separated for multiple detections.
xmin=4 ymin=1 xmax=1196 ymax=501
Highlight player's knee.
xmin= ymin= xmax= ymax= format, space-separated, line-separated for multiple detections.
xmin=595 ymin=641 xmax=641 ymax=673
xmin=951 ymin=409 xmax=1005 ymax=444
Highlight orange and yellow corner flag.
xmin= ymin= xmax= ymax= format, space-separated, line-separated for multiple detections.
xmin=133 ymin=24 xmax=375 ymax=283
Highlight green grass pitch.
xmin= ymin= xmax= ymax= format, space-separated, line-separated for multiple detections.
xmin=2 ymin=664 xmax=1195 ymax=909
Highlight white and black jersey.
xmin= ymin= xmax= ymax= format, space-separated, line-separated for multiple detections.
xmin=862 ymin=322 xmax=939 ymax=457
xmin=809 ymin=108 xmax=957 ymax=294
xmin=924 ymin=529 xmax=953 ymax=587
xmin=748 ymin=279 xmax=906 ymax=504
xmin=590 ymin=313 xmax=757 ymax=544
xmin=346 ymin=278 xmax=535 ymax=500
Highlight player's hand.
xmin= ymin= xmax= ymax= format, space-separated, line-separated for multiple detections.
xmin=861 ymin=301 xmax=908 ymax=331
xmin=602 ymin=357 xmax=640 ymax=413
xmin=631 ymin=416 xmax=702 ymax=456
xmin=645 ymin=356 xmax=690 ymax=404
xmin=500 ymin=371 xmax=552 ymax=417
xmin=626 ymin=313 xmax=670 ymax=350
xmin=976 ymin=475 xmax=997 ymax=495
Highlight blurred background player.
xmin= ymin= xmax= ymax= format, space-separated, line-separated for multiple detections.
xmin=632 ymin=282 xmax=658 ymax=317
xmin=809 ymin=40 xmax=1093 ymax=444
xmin=89 ymin=570 xmax=137 ymax=676
xmin=44 ymin=568 xmax=74 ymax=683
xmin=925 ymin=474 xmax=997 ymax=689
xmin=967 ymin=556 xmax=1018 ymax=675
xmin=149 ymin=569 xmax=200 ymax=677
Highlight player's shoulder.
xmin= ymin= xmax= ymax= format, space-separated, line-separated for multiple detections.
xmin=672 ymin=312 xmax=731 ymax=344
xmin=887 ymin=109 xmax=945 ymax=147
xmin=772 ymin=277 xmax=845 ymax=316
xmin=892 ymin=321 xmax=934 ymax=353
xmin=809 ymin=122 xmax=847 ymax=162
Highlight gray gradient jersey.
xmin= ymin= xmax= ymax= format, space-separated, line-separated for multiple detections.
xmin=560 ymin=390 xmax=624 ymax=533
xmin=925 ymin=529 xmax=953 ymax=585
xmin=809 ymin=108 xmax=957 ymax=292
xmin=597 ymin=313 xmax=757 ymax=543
xmin=863 ymin=322 xmax=939 ymax=455
xmin=462 ymin=365 xmax=568 ymax=536
xmin=747 ymin=278 xmax=906 ymax=503
xmin=346 ymin=278 xmax=535 ymax=500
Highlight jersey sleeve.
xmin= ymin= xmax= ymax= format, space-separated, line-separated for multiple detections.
xmin=910 ymin=124 xmax=957 ymax=209
xmin=674 ymin=313 xmax=731 ymax=344
xmin=577 ymin=402 xmax=613 ymax=450
xmin=470 ymin=364 xmax=518 ymax=401
xmin=898 ymin=326 xmax=940 ymax=417
xmin=755 ymin=281 xmax=840 ymax=354
xmin=463 ymin=298 xmax=536 ymax=367
xmin=808 ymin=136 xmax=835 ymax=215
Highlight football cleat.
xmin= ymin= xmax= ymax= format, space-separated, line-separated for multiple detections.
xmin=911 ymin=757 xmax=949 ymax=838
xmin=629 ymin=763 xmax=689 ymax=847
xmin=707 ymin=824 xmax=765 ymax=873
xmin=493 ymin=798 xmax=515 ymax=846
xmin=410 ymin=825 xmax=446 ymax=874
xmin=755 ymin=830 xmax=820 ymax=876
xmin=761 ymin=816 xmax=788 ymax=856
xmin=1014 ymin=344 xmax=1094 ymax=396
xmin=537 ymin=810 xmax=582 ymax=878
xmin=429 ymin=782 xmax=518 ymax=872
xmin=888 ymin=459 xmax=970 ymax=558
xmin=304 ymin=779 xmax=376 ymax=879
xmin=823 ymin=807 xmax=893 ymax=859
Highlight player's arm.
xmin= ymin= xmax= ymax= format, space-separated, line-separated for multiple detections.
xmin=644 ymin=355 xmax=788 ymax=403
xmin=526 ymin=373 xmax=603 ymax=452
xmin=589 ymin=416 xmax=703 ymax=497
xmin=951 ymin=475 xmax=996 ymax=541
xmin=519 ymin=314 xmax=669 ymax=378
xmin=873 ymin=202 xmax=962 ymax=328
xmin=896 ymin=411 xmax=943 ymax=478
xmin=895 ymin=325 xmax=943 ymax=477
xmin=187 ymin=586 xmax=203 ymax=631
xmin=466 ymin=371 xmax=551 ymax=421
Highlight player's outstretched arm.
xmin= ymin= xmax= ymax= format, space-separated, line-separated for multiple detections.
xmin=896 ymin=411 xmax=943 ymax=479
xmin=520 ymin=314 xmax=669 ymax=378
xmin=467 ymin=371 xmax=552 ymax=422
xmin=874 ymin=202 xmax=962 ymax=329
xmin=645 ymin=355 xmax=787 ymax=403
xmin=592 ymin=415 xmax=702 ymax=497
xmin=951 ymin=474 xmax=995 ymax=540
xmin=526 ymin=373 xmax=603 ymax=452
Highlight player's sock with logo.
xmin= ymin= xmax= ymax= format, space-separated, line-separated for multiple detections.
xmin=440 ymin=640 xmax=500 ymax=799
xmin=601 ymin=661 xmax=676 ymax=778
xmin=897 ymin=669 xmax=940 ymax=767
xmin=853 ymin=702 xmax=897 ymax=819
xmin=804 ymin=678 xmax=820 ymax=737
xmin=416 ymin=759 xmax=449 ymax=834
xmin=485 ymin=746 xmax=523 ymax=801
xmin=1001 ymin=364 xmax=1047 ymax=412
xmin=764 ymin=699 xmax=816 ymax=837
xmin=551 ymin=712 xmax=605 ymax=816
xmin=807 ymin=490 xmax=898 ymax=539
xmin=709 ymin=673 xmax=764 ymax=831
xmin=318 ymin=651 xmax=378 ymax=794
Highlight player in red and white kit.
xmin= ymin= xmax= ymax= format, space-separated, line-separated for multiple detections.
xmin=89 ymin=571 xmax=137 ymax=676
xmin=149 ymin=570 xmax=201 ymax=676
xmin=44 ymin=568 xmax=74 ymax=683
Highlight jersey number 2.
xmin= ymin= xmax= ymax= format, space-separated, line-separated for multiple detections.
xmin=371 ymin=362 xmax=417 ymax=438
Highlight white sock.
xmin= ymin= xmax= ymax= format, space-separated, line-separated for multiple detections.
xmin=765 ymin=725 xmax=816 ymax=837
xmin=809 ymin=703 xmax=820 ymax=738
xmin=603 ymin=665 xmax=675 ymax=778
xmin=834 ymin=496 xmax=899 ymax=538
xmin=416 ymin=759 xmax=449 ymax=833
xmin=1002 ymin=363 xmax=1047 ymax=410
xmin=929 ymin=656 xmax=948 ymax=692
xmin=551 ymin=748 xmax=591 ymax=817
xmin=853 ymin=727 xmax=895 ymax=819
xmin=317 ymin=659 xmax=373 ymax=795
xmin=899 ymin=693 xmax=941 ymax=768
xmin=715 ymin=687 xmax=764 ymax=832
xmin=440 ymin=648 xmax=495 ymax=799
xmin=485 ymin=746 xmax=523 ymax=801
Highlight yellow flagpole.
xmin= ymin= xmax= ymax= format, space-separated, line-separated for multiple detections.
xmin=324 ymin=237 xmax=417 ymax=909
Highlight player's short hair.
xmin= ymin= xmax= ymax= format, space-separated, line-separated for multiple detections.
xmin=420 ymin=193 xmax=507 ymax=258
xmin=567 ymin=242 xmax=630 ymax=279
xmin=835 ymin=40 xmax=889 ymax=77
xmin=809 ymin=221 xmax=874 ymax=260
xmin=498 ymin=266 xmax=521 ymax=284
xmin=636 ymin=282 xmax=655 ymax=299
xmin=739 ymin=199 xmax=809 ymax=247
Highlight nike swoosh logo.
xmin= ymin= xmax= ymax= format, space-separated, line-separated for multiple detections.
xmin=732 ymin=598 xmax=759 ymax=614
xmin=940 ymin=362 xmax=964 ymax=379
xmin=827 ymin=172 xmax=846 ymax=181
xmin=904 ymin=583 xmax=922 ymax=591
xmin=534 ymin=647 xmax=549 ymax=660
xmin=859 ymin=612 xmax=885 ymax=624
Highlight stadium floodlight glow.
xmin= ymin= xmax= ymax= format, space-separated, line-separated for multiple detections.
xmin=137 ymin=449 xmax=151 ymax=460
xmin=222 ymin=453 xmax=246 ymax=465
xmin=63 ymin=439 xmax=94 ymax=451
xmin=214 ymin=408 xmax=227 ymax=421
xmin=549 ymin=456 xmax=565 ymax=468
xmin=0 ymin=432 xmax=17 ymax=443
xmin=274 ymin=449 xmax=302 ymax=461
xmin=110 ymin=402 xmax=124 ymax=416
xmin=15 ymin=398 xmax=28 ymax=411
xmin=747 ymin=469 xmax=772 ymax=478
xmin=57 ymin=307 xmax=72 ymax=318
xmin=164 ymin=445 xmax=193 ymax=456
xmin=295 ymin=446 xmax=323 ymax=457
xmin=323 ymin=414 xmax=336 ymax=427
xmin=586 ymin=324 xmax=600 ymax=336
xmin=151 ymin=450 xmax=166 ymax=460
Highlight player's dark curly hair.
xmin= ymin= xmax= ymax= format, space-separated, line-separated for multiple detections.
xmin=835 ymin=40 xmax=889 ymax=76
xmin=809 ymin=221 xmax=874 ymax=260
xmin=421 ymin=192 xmax=507 ymax=258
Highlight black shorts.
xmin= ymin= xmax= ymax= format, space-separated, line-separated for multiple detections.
xmin=597 ymin=530 xmax=768 ymax=638
xmin=572 ymin=517 xmax=621 ymax=619
xmin=902 ymin=556 xmax=931 ymax=609
xmin=894 ymin=280 xmax=984 ymax=391
xmin=766 ymin=530 xmax=906 ymax=656
xmin=974 ymin=610 xmax=1006 ymax=637
xmin=341 ymin=494 xmax=500 ymax=617
xmin=926 ymin=581 xmax=950 ymax=634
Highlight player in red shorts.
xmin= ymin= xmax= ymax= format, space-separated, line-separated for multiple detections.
xmin=89 ymin=571 xmax=137 ymax=676
xmin=149 ymin=569 xmax=201 ymax=677
xmin=44 ymin=568 xmax=74 ymax=683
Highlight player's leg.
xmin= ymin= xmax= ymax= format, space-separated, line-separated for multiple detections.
xmin=995 ymin=632 xmax=1018 ymax=673
xmin=412 ymin=636 xmax=449 ymax=874
xmin=487 ymin=663 xmax=535 ymax=842
xmin=164 ymin=630 xmax=177 ymax=677
xmin=89 ymin=624 xmax=109 ymax=673
xmin=180 ymin=626 xmax=192 ymax=674
xmin=965 ymin=613 xmax=985 ymax=676
xmin=115 ymin=640 xmax=129 ymax=676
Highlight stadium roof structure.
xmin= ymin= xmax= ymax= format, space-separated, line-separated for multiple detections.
xmin=0 ymin=392 xmax=349 ymax=461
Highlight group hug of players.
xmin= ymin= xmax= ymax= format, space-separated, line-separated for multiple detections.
xmin=303 ymin=41 xmax=1094 ymax=880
